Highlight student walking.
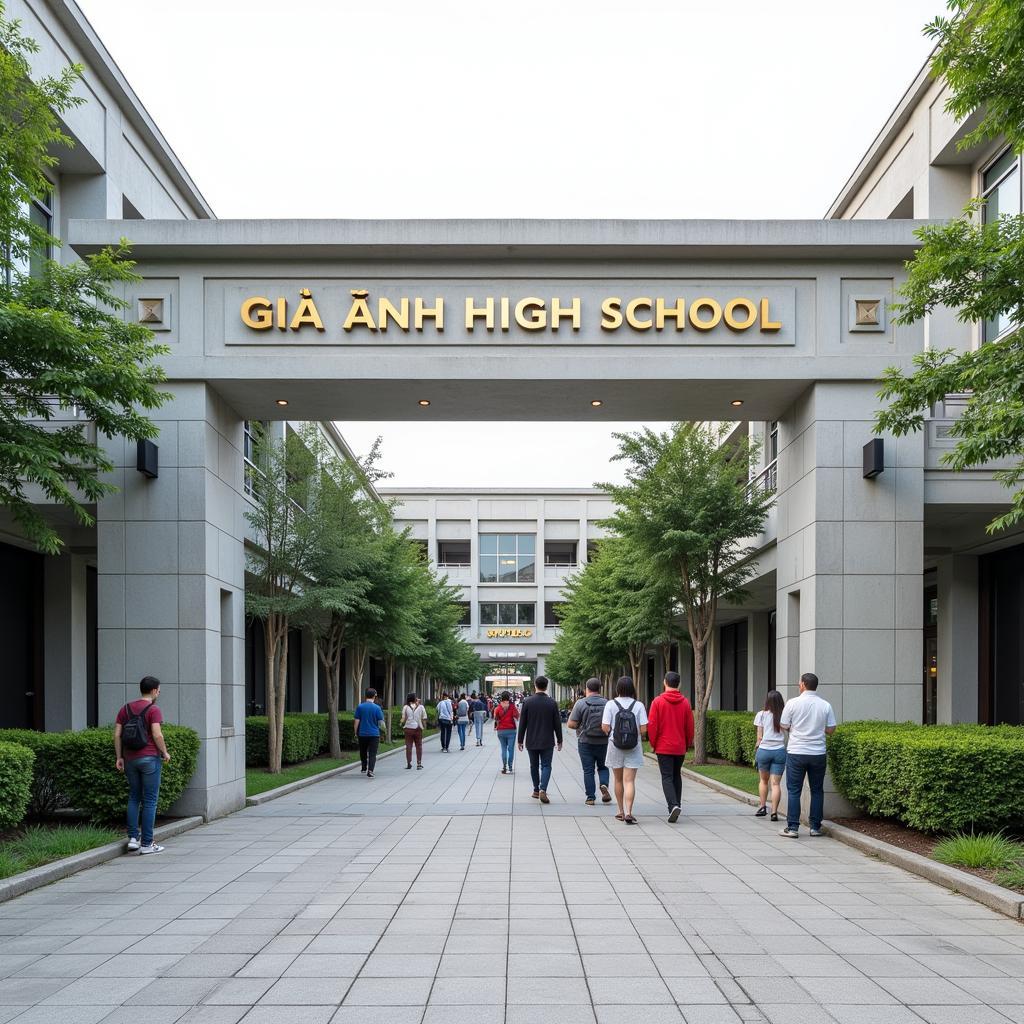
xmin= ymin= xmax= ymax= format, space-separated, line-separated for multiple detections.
xmin=471 ymin=692 xmax=488 ymax=746
xmin=354 ymin=688 xmax=385 ymax=778
xmin=456 ymin=693 xmax=470 ymax=750
xmin=779 ymin=673 xmax=836 ymax=838
xmin=602 ymin=676 xmax=648 ymax=824
xmin=567 ymin=678 xmax=612 ymax=807
xmin=493 ymin=690 xmax=519 ymax=774
xmin=647 ymin=671 xmax=695 ymax=823
xmin=754 ymin=690 xmax=787 ymax=821
xmin=436 ymin=692 xmax=454 ymax=752
xmin=401 ymin=693 xmax=428 ymax=770
xmin=114 ymin=675 xmax=171 ymax=855
xmin=517 ymin=676 xmax=563 ymax=803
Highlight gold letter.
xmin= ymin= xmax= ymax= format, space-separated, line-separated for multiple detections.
xmin=655 ymin=298 xmax=686 ymax=331
xmin=378 ymin=297 xmax=410 ymax=331
xmin=290 ymin=288 xmax=325 ymax=331
xmin=625 ymin=297 xmax=653 ymax=330
xmin=343 ymin=289 xmax=377 ymax=331
xmin=276 ymin=297 xmax=287 ymax=330
xmin=724 ymin=298 xmax=757 ymax=331
xmin=690 ymin=297 xmax=722 ymax=331
xmin=241 ymin=296 xmax=273 ymax=330
xmin=465 ymin=297 xmax=495 ymax=331
xmin=414 ymin=297 xmax=444 ymax=331
xmin=550 ymin=297 xmax=581 ymax=331
xmin=601 ymin=297 xmax=623 ymax=330
xmin=760 ymin=297 xmax=782 ymax=332
xmin=515 ymin=297 xmax=547 ymax=330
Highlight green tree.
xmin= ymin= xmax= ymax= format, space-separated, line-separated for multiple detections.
xmin=877 ymin=0 xmax=1024 ymax=533
xmin=1 ymin=8 xmax=168 ymax=553
xmin=601 ymin=424 xmax=773 ymax=763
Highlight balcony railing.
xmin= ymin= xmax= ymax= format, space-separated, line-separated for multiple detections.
xmin=748 ymin=460 xmax=777 ymax=496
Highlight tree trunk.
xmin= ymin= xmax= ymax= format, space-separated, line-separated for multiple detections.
xmin=352 ymin=640 xmax=368 ymax=699
xmin=385 ymin=656 xmax=395 ymax=743
xmin=264 ymin=619 xmax=280 ymax=773
xmin=692 ymin=634 xmax=707 ymax=764
xmin=317 ymin=627 xmax=343 ymax=760
xmin=272 ymin=624 xmax=289 ymax=774
xmin=627 ymin=645 xmax=644 ymax=694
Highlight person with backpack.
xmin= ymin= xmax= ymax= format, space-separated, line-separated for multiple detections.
xmin=647 ymin=671 xmax=695 ymax=823
xmin=114 ymin=675 xmax=172 ymax=855
xmin=493 ymin=690 xmax=519 ymax=774
xmin=567 ymin=677 xmax=612 ymax=807
xmin=436 ymin=692 xmax=454 ymax=753
xmin=456 ymin=693 xmax=471 ymax=750
xmin=470 ymin=691 xmax=488 ymax=746
xmin=601 ymin=676 xmax=648 ymax=824
xmin=517 ymin=676 xmax=563 ymax=803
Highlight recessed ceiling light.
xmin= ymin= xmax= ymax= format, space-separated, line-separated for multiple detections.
xmin=730 ymin=399 xmax=744 ymax=407
xmin=275 ymin=399 xmax=288 ymax=407
xmin=418 ymin=399 xmax=431 ymax=407
xmin=590 ymin=399 xmax=603 ymax=407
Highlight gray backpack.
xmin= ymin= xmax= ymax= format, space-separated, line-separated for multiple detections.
xmin=577 ymin=697 xmax=607 ymax=742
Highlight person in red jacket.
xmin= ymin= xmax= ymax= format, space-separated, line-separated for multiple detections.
xmin=647 ymin=671 xmax=695 ymax=823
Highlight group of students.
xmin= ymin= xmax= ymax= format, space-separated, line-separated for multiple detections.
xmin=352 ymin=669 xmax=837 ymax=839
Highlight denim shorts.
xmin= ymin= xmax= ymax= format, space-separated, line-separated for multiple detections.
xmin=755 ymin=746 xmax=787 ymax=775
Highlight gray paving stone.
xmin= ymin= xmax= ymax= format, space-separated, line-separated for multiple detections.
xmin=595 ymin=1007 xmax=686 ymax=1024
xmin=98 ymin=1007 xmax=190 ymax=1024
xmin=506 ymin=1008 xmax=597 ymax=1024
xmin=241 ymin=1008 xmax=335 ymax=1024
xmin=343 ymin=977 xmax=431 ymax=1005
xmin=259 ymin=978 xmax=352 ymax=1004
xmin=331 ymin=1009 xmax=425 ymax=1024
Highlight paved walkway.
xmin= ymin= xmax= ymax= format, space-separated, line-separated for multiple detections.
xmin=1 ymin=733 xmax=1023 ymax=1024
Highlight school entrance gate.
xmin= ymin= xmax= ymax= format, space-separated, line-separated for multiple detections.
xmin=69 ymin=218 xmax=931 ymax=818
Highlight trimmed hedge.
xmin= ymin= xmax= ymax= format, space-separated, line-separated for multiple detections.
xmin=0 ymin=742 xmax=34 ymax=830
xmin=828 ymin=720 xmax=1024 ymax=833
xmin=705 ymin=710 xmax=759 ymax=766
xmin=0 ymin=726 xmax=200 ymax=825
xmin=246 ymin=708 xmax=439 ymax=767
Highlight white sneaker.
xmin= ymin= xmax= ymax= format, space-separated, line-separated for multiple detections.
xmin=138 ymin=844 xmax=165 ymax=855
xmin=126 ymin=837 xmax=140 ymax=852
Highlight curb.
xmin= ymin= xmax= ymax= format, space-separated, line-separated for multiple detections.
xmin=246 ymin=732 xmax=438 ymax=807
xmin=822 ymin=820 xmax=1024 ymax=921
xmin=673 ymin=759 xmax=1024 ymax=922
xmin=0 ymin=815 xmax=204 ymax=905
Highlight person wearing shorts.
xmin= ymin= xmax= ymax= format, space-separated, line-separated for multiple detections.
xmin=754 ymin=690 xmax=786 ymax=821
xmin=601 ymin=676 xmax=648 ymax=824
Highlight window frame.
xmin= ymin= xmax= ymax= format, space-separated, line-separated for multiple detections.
xmin=479 ymin=601 xmax=536 ymax=626
xmin=478 ymin=532 xmax=536 ymax=583
xmin=980 ymin=147 xmax=1022 ymax=343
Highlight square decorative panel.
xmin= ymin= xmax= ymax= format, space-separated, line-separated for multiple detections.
xmin=848 ymin=295 xmax=886 ymax=333
xmin=138 ymin=297 xmax=164 ymax=324
xmin=134 ymin=291 xmax=172 ymax=332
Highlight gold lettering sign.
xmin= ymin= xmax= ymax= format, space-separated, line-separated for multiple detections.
xmin=240 ymin=290 xmax=783 ymax=336
xmin=486 ymin=628 xmax=533 ymax=638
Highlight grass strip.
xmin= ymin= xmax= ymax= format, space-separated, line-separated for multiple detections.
xmin=245 ymin=742 xmax=403 ymax=796
xmin=686 ymin=761 xmax=761 ymax=796
xmin=0 ymin=824 xmax=121 ymax=880
xmin=933 ymin=831 xmax=1024 ymax=870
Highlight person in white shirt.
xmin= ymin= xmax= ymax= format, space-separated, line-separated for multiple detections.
xmin=601 ymin=676 xmax=648 ymax=825
xmin=753 ymin=690 xmax=786 ymax=821
xmin=778 ymin=672 xmax=836 ymax=838
xmin=436 ymin=693 xmax=454 ymax=752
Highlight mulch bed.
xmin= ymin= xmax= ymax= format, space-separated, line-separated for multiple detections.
xmin=833 ymin=816 xmax=1024 ymax=894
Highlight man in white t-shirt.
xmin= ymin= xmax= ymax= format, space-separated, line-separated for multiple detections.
xmin=778 ymin=672 xmax=836 ymax=838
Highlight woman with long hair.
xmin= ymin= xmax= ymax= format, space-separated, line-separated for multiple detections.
xmin=493 ymin=690 xmax=519 ymax=774
xmin=601 ymin=676 xmax=648 ymax=824
xmin=754 ymin=689 xmax=786 ymax=820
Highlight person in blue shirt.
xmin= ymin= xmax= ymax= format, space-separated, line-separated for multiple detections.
xmin=354 ymin=688 xmax=385 ymax=778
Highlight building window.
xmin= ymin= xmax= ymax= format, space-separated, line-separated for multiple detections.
xmin=479 ymin=602 xmax=535 ymax=626
xmin=438 ymin=540 xmax=471 ymax=565
xmin=544 ymin=541 xmax=577 ymax=566
xmin=982 ymin=148 xmax=1021 ymax=343
xmin=243 ymin=420 xmax=270 ymax=500
xmin=479 ymin=533 xmax=535 ymax=583
xmin=544 ymin=601 xmax=565 ymax=627
xmin=456 ymin=602 xmax=471 ymax=626
xmin=749 ymin=421 xmax=778 ymax=494
xmin=5 ymin=188 xmax=54 ymax=285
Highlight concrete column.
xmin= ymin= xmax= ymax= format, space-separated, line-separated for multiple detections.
xmin=936 ymin=554 xmax=979 ymax=724
xmin=97 ymin=383 xmax=247 ymax=820
xmin=43 ymin=553 xmax=89 ymax=731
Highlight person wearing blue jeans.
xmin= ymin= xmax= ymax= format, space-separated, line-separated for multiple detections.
xmin=778 ymin=672 xmax=836 ymax=838
xmin=567 ymin=679 xmax=612 ymax=807
xmin=528 ymin=747 xmax=554 ymax=794
xmin=516 ymin=677 xmax=563 ymax=803
xmin=493 ymin=692 xmax=519 ymax=774
xmin=115 ymin=675 xmax=171 ymax=855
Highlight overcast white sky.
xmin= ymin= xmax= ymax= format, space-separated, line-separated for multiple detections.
xmin=78 ymin=0 xmax=939 ymax=487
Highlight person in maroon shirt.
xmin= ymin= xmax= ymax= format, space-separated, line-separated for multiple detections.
xmin=114 ymin=675 xmax=172 ymax=854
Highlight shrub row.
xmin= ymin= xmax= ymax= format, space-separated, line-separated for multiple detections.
xmin=828 ymin=720 xmax=1024 ymax=833
xmin=0 ymin=742 xmax=35 ymax=830
xmin=245 ymin=708 xmax=439 ymax=767
xmin=704 ymin=710 xmax=759 ymax=766
xmin=0 ymin=726 xmax=200 ymax=825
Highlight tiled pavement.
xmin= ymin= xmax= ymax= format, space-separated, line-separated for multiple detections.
xmin=1 ymin=733 xmax=1023 ymax=1024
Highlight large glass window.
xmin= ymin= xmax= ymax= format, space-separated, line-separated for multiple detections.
xmin=438 ymin=540 xmax=470 ymax=565
xmin=456 ymin=602 xmax=471 ymax=626
xmin=479 ymin=533 xmax=535 ymax=583
xmin=479 ymin=602 xmax=535 ymax=625
xmin=982 ymin=148 xmax=1022 ymax=342
xmin=5 ymin=189 xmax=54 ymax=285
xmin=544 ymin=541 xmax=577 ymax=566
xmin=544 ymin=601 xmax=566 ymax=627
xmin=243 ymin=420 xmax=266 ymax=500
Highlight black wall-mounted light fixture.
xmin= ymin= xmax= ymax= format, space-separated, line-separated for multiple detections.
xmin=137 ymin=439 xmax=159 ymax=479
xmin=863 ymin=438 xmax=884 ymax=479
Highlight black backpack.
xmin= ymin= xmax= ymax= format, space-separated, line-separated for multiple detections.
xmin=611 ymin=699 xmax=640 ymax=750
xmin=577 ymin=698 xmax=607 ymax=742
xmin=121 ymin=702 xmax=152 ymax=751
